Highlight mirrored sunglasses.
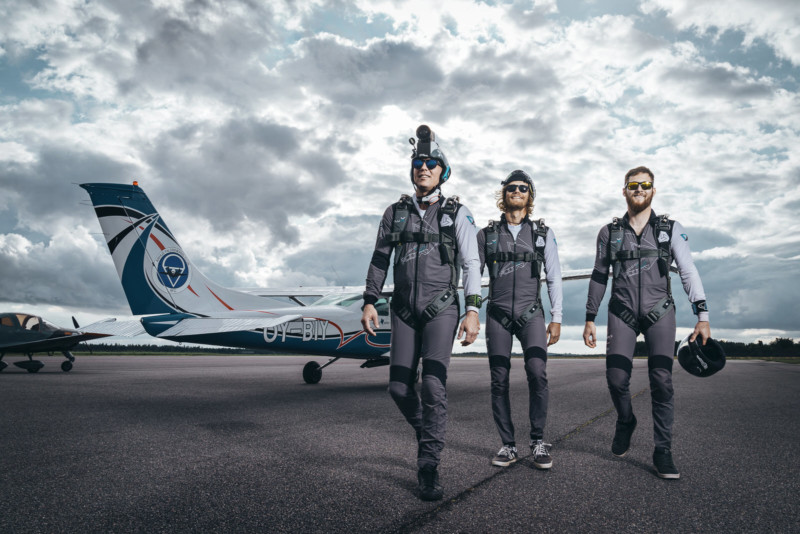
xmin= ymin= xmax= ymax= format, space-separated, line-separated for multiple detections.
xmin=412 ymin=158 xmax=439 ymax=170
xmin=504 ymin=184 xmax=530 ymax=193
xmin=626 ymin=181 xmax=653 ymax=191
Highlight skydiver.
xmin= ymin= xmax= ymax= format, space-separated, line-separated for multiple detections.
xmin=583 ymin=166 xmax=711 ymax=479
xmin=477 ymin=170 xmax=563 ymax=469
xmin=361 ymin=125 xmax=481 ymax=501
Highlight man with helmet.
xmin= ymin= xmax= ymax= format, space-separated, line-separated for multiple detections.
xmin=582 ymin=166 xmax=711 ymax=479
xmin=361 ymin=125 xmax=481 ymax=501
xmin=477 ymin=170 xmax=563 ymax=470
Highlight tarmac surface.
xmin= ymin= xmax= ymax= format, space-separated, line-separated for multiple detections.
xmin=0 ymin=355 xmax=798 ymax=533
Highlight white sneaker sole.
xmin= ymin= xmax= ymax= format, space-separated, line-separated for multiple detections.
xmin=656 ymin=471 xmax=680 ymax=479
xmin=533 ymin=459 xmax=552 ymax=469
xmin=492 ymin=457 xmax=517 ymax=467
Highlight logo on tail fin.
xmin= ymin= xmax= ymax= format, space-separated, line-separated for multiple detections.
xmin=154 ymin=250 xmax=190 ymax=291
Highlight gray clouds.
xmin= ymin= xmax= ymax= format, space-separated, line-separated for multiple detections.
xmin=1 ymin=0 xmax=799 ymax=348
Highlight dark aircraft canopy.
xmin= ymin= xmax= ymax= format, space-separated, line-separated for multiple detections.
xmin=0 ymin=313 xmax=59 ymax=334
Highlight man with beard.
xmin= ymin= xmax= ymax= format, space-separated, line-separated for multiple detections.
xmin=583 ymin=166 xmax=710 ymax=479
xmin=477 ymin=170 xmax=562 ymax=469
xmin=362 ymin=125 xmax=481 ymax=501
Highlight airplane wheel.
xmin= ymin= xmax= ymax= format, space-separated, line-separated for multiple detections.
xmin=61 ymin=361 xmax=73 ymax=372
xmin=303 ymin=361 xmax=322 ymax=384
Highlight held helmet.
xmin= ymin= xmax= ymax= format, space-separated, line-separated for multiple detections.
xmin=676 ymin=336 xmax=726 ymax=377
xmin=501 ymin=169 xmax=536 ymax=201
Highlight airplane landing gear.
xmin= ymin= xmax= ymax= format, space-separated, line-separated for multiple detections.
xmin=303 ymin=361 xmax=322 ymax=384
xmin=14 ymin=360 xmax=44 ymax=373
xmin=302 ymin=357 xmax=341 ymax=384
xmin=61 ymin=351 xmax=75 ymax=372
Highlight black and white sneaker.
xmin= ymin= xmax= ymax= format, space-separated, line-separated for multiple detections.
xmin=491 ymin=444 xmax=518 ymax=467
xmin=653 ymin=447 xmax=680 ymax=479
xmin=530 ymin=439 xmax=553 ymax=469
xmin=417 ymin=466 xmax=444 ymax=501
xmin=612 ymin=415 xmax=637 ymax=457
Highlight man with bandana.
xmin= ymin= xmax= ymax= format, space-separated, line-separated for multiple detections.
xmin=583 ymin=166 xmax=711 ymax=479
xmin=361 ymin=125 xmax=481 ymax=501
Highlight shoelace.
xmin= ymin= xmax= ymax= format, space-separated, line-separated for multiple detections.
xmin=498 ymin=445 xmax=516 ymax=458
xmin=531 ymin=441 xmax=552 ymax=457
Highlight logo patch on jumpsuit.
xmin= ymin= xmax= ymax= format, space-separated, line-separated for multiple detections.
xmin=440 ymin=214 xmax=454 ymax=227
xmin=536 ymin=236 xmax=545 ymax=247
xmin=658 ymin=231 xmax=669 ymax=243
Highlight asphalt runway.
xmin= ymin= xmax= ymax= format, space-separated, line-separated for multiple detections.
xmin=0 ymin=355 xmax=798 ymax=533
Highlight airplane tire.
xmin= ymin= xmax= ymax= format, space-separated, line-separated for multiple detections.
xmin=61 ymin=361 xmax=73 ymax=372
xmin=303 ymin=361 xmax=322 ymax=384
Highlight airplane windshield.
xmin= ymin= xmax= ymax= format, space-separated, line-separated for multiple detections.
xmin=313 ymin=294 xmax=364 ymax=307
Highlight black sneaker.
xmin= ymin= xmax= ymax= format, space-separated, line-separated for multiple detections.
xmin=491 ymin=444 xmax=518 ymax=467
xmin=530 ymin=439 xmax=553 ymax=469
xmin=612 ymin=415 xmax=637 ymax=457
xmin=417 ymin=466 xmax=443 ymax=501
xmin=653 ymin=447 xmax=680 ymax=479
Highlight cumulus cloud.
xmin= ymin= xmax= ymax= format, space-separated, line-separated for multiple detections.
xmin=1 ymin=0 xmax=799 ymax=349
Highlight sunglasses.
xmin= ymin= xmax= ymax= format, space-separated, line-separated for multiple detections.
xmin=504 ymin=184 xmax=530 ymax=193
xmin=626 ymin=181 xmax=653 ymax=191
xmin=412 ymin=158 xmax=439 ymax=170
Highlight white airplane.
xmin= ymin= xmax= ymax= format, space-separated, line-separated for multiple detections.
xmin=80 ymin=182 xmax=590 ymax=384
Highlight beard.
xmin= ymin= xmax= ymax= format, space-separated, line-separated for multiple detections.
xmin=626 ymin=191 xmax=653 ymax=214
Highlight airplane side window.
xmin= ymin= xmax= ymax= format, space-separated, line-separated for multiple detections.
xmin=1 ymin=316 xmax=16 ymax=327
xmin=22 ymin=315 xmax=41 ymax=330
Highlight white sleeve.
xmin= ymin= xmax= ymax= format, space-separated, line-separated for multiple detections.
xmin=671 ymin=220 xmax=709 ymax=322
xmin=455 ymin=204 xmax=482 ymax=312
xmin=542 ymin=226 xmax=563 ymax=323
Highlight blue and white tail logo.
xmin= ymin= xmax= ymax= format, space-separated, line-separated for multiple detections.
xmin=155 ymin=250 xmax=190 ymax=290
xmin=81 ymin=182 xmax=270 ymax=316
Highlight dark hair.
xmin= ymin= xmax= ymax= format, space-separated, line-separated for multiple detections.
xmin=624 ymin=166 xmax=654 ymax=183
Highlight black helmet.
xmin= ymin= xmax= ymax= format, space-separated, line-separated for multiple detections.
xmin=501 ymin=170 xmax=536 ymax=201
xmin=676 ymin=336 xmax=726 ymax=377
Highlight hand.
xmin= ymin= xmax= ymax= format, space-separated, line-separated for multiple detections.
xmin=583 ymin=321 xmax=597 ymax=348
xmin=457 ymin=310 xmax=480 ymax=346
xmin=689 ymin=321 xmax=711 ymax=345
xmin=361 ymin=304 xmax=379 ymax=337
xmin=546 ymin=322 xmax=561 ymax=346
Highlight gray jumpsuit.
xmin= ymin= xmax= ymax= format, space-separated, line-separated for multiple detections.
xmin=478 ymin=217 xmax=562 ymax=445
xmin=364 ymin=194 xmax=481 ymax=469
xmin=586 ymin=211 xmax=709 ymax=448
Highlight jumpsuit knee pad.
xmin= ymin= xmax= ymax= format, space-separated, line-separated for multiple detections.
xmin=488 ymin=356 xmax=510 ymax=396
xmin=421 ymin=359 xmax=448 ymax=388
xmin=523 ymin=347 xmax=547 ymax=387
xmin=648 ymin=356 xmax=674 ymax=403
xmin=606 ymin=355 xmax=632 ymax=397
xmin=388 ymin=365 xmax=415 ymax=401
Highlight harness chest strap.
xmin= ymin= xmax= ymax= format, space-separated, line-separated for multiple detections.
xmin=387 ymin=195 xmax=461 ymax=327
xmin=485 ymin=218 xmax=548 ymax=281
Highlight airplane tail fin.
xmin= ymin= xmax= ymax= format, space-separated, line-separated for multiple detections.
xmin=80 ymin=182 xmax=268 ymax=316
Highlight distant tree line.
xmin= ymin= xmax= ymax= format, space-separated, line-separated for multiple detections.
xmin=75 ymin=339 xmax=799 ymax=357
xmin=74 ymin=343 xmax=276 ymax=354
xmin=634 ymin=337 xmax=800 ymax=357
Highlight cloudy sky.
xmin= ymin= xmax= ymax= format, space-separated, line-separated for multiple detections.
xmin=1 ymin=0 xmax=798 ymax=354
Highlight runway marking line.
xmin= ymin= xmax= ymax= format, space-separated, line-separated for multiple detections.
xmin=391 ymin=387 xmax=648 ymax=534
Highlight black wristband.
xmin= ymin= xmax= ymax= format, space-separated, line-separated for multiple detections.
xmin=465 ymin=294 xmax=482 ymax=309
xmin=692 ymin=300 xmax=708 ymax=315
